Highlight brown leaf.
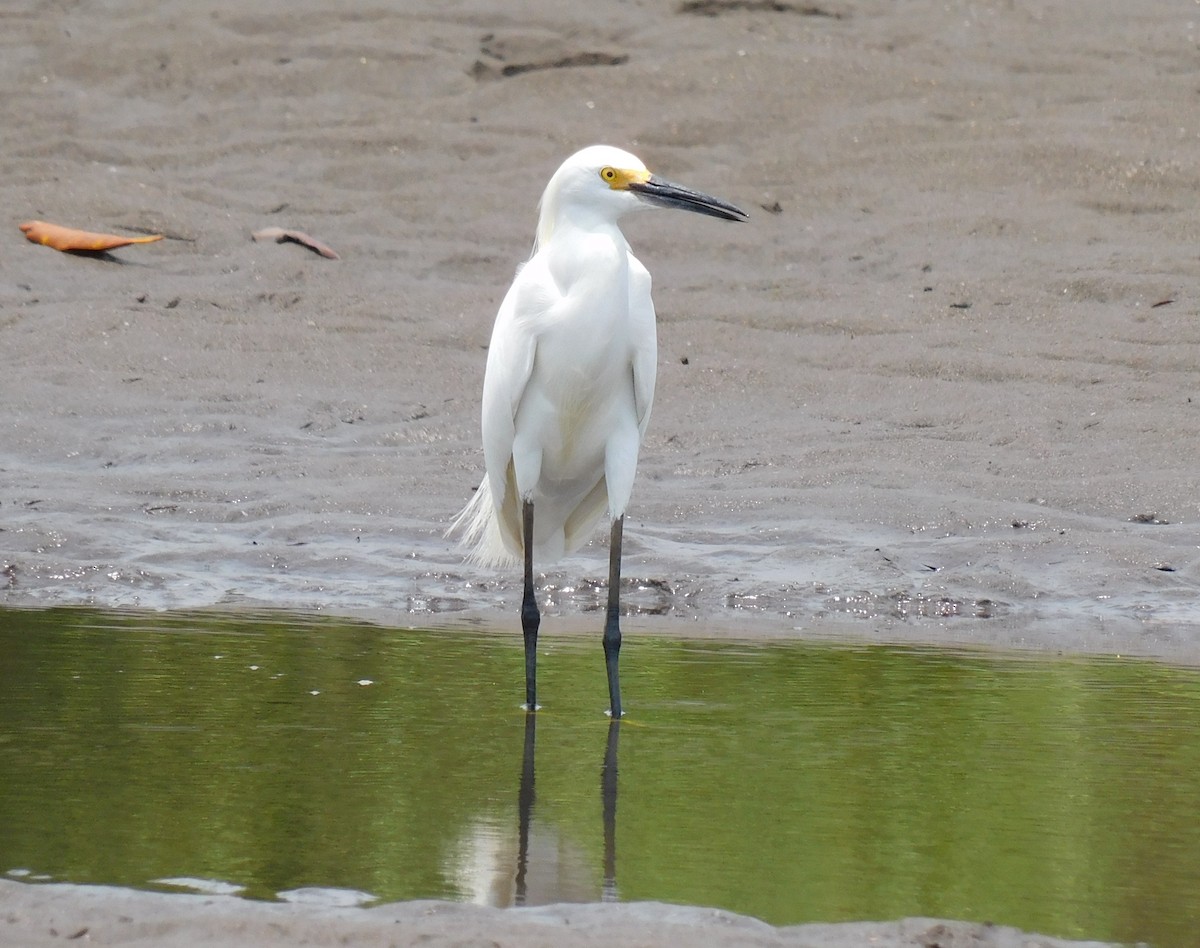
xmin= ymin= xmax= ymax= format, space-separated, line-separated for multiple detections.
xmin=252 ymin=226 xmax=339 ymax=260
xmin=19 ymin=220 xmax=164 ymax=252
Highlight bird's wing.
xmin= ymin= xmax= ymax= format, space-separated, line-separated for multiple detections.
xmin=628 ymin=254 xmax=658 ymax=437
xmin=480 ymin=258 xmax=559 ymax=506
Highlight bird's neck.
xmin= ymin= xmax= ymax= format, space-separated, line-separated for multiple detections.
xmin=535 ymin=207 xmax=628 ymax=256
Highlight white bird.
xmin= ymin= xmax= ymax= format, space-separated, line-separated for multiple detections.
xmin=451 ymin=144 xmax=746 ymax=717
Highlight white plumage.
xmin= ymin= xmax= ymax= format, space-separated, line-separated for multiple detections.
xmin=454 ymin=145 xmax=657 ymax=567
xmin=450 ymin=144 xmax=746 ymax=715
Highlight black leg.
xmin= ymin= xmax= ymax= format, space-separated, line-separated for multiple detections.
xmin=603 ymin=516 xmax=623 ymax=718
xmin=521 ymin=500 xmax=540 ymax=711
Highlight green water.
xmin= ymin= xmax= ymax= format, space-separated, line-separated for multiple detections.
xmin=1 ymin=607 xmax=1198 ymax=945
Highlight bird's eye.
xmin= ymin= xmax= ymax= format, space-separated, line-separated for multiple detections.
xmin=601 ymin=167 xmax=618 ymax=182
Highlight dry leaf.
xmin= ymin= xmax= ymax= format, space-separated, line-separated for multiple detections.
xmin=19 ymin=220 xmax=164 ymax=252
xmin=252 ymin=226 xmax=339 ymax=260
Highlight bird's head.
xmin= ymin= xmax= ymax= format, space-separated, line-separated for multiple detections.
xmin=536 ymin=145 xmax=747 ymax=248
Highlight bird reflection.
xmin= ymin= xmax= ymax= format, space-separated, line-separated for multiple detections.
xmin=450 ymin=715 xmax=621 ymax=906
xmin=514 ymin=714 xmax=621 ymax=905
xmin=600 ymin=719 xmax=620 ymax=902
xmin=514 ymin=712 xmax=537 ymax=905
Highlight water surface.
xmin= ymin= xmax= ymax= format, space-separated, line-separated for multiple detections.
xmin=1 ymin=607 xmax=1197 ymax=946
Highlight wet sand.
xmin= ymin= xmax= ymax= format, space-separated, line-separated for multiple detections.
xmin=0 ymin=879 xmax=1117 ymax=948
xmin=1 ymin=0 xmax=1195 ymax=943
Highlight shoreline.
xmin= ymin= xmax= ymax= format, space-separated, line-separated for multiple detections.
xmin=0 ymin=880 xmax=1117 ymax=948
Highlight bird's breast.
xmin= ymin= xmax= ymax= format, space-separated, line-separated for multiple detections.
xmin=519 ymin=328 xmax=637 ymax=477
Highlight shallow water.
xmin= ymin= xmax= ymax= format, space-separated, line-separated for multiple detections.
xmin=1 ymin=608 xmax=1198 ymax=946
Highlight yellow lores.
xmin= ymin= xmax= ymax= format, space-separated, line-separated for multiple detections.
xmin=600 ymin=165 xmax=651 ymax=190
xmin=451 ymin=145 xmax=746 ymax=718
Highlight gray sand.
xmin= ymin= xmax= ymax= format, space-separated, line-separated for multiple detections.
xmin=4 ymin=0 xmax=1197 ymax=661
xmin=0 ymin=880 xmax=1117 ymax=948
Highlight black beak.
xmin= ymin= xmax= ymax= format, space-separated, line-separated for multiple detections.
xmin=628 ymin=176 xmax=748 ymax=222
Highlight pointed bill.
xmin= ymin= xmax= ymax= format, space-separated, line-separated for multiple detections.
xmin=628 ymin=176 xmax=748 ymax=221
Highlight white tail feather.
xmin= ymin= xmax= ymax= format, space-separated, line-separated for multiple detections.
xmin=447 ymin=479 xmax=519 ymax=569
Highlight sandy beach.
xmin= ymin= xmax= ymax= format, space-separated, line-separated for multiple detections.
xmin=2 ymin=0 xmax=1197 ymax=943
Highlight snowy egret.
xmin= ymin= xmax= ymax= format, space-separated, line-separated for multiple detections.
xmin=451 ymin=144 xmax=746 ymax=716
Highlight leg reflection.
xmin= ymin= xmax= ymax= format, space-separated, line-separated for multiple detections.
xmin=507 ymin=714 xmax=619 ymax=905
xmin=515 ymin=711 xmax=536 ymax=905
xmin=600 ymin=718 xmax=620 ymax=901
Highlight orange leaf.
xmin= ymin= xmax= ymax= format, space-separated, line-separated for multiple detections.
xmin=19 ymin=220 xmax=164 ymax=252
